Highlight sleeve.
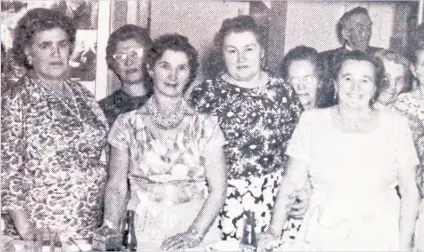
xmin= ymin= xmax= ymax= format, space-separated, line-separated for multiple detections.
xmin=107 ymin=114 xmax=131 ymax=151
xmin=277 ymin=80 xmax=304 ymax=139
xmin=1 ymin=91 xmax=27 ymax=211
xmin=188 ymin=80 xmax=219 ymax=115
xmin=396 ymin=116 xmax=420 ymax=170
xmin=285 ymin=111 xmax=312 ymax=166
xmin=202 ymin=115 xmax=227 ymax=171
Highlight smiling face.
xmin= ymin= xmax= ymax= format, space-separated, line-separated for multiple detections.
xmin=25 ymin=27 xmax=71 ymax=81
xmin=114 ymin=38 xmax=145 ymax=84
xmin=337 ymin=59 xmax=376 ymax=109
xmin=287 ymin=60 xmax=319 ymax=110
xmin=149 ymin=50 xmax=190 ymax=98
xmin=377 ymin=60 xmax=407 ymax=105
xmin=222 ymin=31 xmax=263 ymax=82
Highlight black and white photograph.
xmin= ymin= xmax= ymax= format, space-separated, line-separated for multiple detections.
xmin=1 ymin=0 xmax=424 ymax=251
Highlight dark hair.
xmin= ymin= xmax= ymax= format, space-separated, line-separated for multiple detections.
xmin=1 ymin=43 xmax=5 ymax=72
xmin=374 ymin=49 xmax=413 ymax=94
xmin=146 ymin=34 xmax=199 ymax=92
xmin=408 ymin=22 xmax=424 ymax=65
xmin=214 ymin=15 xmax=266 ymax=51
xmin=12 ymin=8 xmax=76 ymax=69
xmin=336 ymin=6 xmax=370 ymax=44
xmin=332 ymin=50 xmax=385 ymax=106
xmin=280 ymin=46 xmax=320 ymax=80
xmin=105 ymin=24 xmax=152 ymax=73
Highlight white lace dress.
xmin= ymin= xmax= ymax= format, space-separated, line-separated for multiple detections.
xmin=283 ymin=108 xmax=419 ymax=251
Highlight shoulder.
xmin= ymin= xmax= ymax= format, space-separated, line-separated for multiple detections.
xmin=2 ymin=75 xmax=36 ymax=103
xmin=98 ymin=90 xmax=120 ymax=108
xmin=368 ymin=46 xmax=384 ymax=54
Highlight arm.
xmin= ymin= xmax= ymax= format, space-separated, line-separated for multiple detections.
xmin=1 ymin=90 xmax=34 ymax=240
xmin=267 ymin=157 xmax=309 ymax=236
xmin=162 ymin=121 xmax=228 ymax=250
xmin=102 ymin=146 xmax=129 ymax=228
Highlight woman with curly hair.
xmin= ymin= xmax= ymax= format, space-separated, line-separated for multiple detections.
xmin=1 ymin=8 xmax=108 ymax=240
xmin=103 ymin=34 xmax=227 ymax=251
xmin=190 ymin=15 xmax=305 ymax=240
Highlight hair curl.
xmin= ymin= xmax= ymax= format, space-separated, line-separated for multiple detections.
xmin=12 ymin=8 xmax=76 ymax=69
xmin=332 ymin=50 xmax=385 ymax=106
xmin=374 ymin=49 xmax=413 ymax=94
xmin=146 ymin=34 xmax=199 ymax=92
xmin=105 ymin=24 xmax=152 ymax=74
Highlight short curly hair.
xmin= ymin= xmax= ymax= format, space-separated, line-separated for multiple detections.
xmin=12 ymin=8 xmax=76 ymax=69
xmin=146 ymin=34 xmax=199 ymax=92
xmin=105 ymin=24 xmax=152 ymax=74
xmin=332 ymin=50 xmax=385 ymax=106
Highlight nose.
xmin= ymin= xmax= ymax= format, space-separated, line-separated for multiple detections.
xmin=350 ymin=80 xmax=362 ymax=92
xmin=237 ymin=51 xmax=247 ymax=63
xmin=124 ymin=56 xmax=136 ymax=66
xmin=51 ymin=44 xmax=61 ymax=58
xmin=169 ymin=69 xmax=178 ymax=82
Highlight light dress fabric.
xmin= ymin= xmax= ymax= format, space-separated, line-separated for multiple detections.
xmin=108 ymin=101 xmax=224 ymax=250
xmin=283 ymin=108 xmax=419 ymax=251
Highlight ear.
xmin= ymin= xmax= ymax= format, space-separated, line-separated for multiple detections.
xmin=341 ymin=28 xmax=349 ymax=41
xmin=24 ymin=47 xmax=31 ymax=59
xmin=410 ymin=63 xmax=417 ymax=78
xmin=146 ymin=64 xmax=154 ymax=77
xmin=260 ymin=48 xmax=265 ymax=59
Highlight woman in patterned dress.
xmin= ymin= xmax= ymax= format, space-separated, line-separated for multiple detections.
xmin=394 ymin=27 xmax=424 ymax=251
xmin=1 ymin=8 xmax=109 ymax=240
xmin=103 ymin=34 xmax=227 ymax=251
xmin=189 ymin=15 xmax=304 ymax=240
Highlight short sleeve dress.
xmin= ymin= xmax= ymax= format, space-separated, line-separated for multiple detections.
xmin=284 ymin=108 xmax=419 ymax=251
xmin=108 ymin=100 xmax=225 ymax=250
xmin=190 ymin=74 xmax=303 ymax=239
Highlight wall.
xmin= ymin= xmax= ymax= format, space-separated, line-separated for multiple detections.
xmin=284 ymin=1 xmax=398 ymax=53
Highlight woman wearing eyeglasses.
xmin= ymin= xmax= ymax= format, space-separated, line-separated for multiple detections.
xmin=99 ymin=25 xmax=153 ymax=126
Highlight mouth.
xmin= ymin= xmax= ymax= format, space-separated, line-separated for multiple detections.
xmin=236 ymin=65 xmax=249 ymax=70
xmin=50 ymin=62 xmax=64 ymax=66
xmin=125 ymin=69 xmax=139 ymax=74
xmin=347 ymin=93 xmax=364 ymax=100
xmin=164 ymin=82 xmax=178 ymax=87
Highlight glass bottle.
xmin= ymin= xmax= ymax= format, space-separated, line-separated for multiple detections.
xmin=122 ymin=210 xmax=137 ymax=251
xmin=240 ymin=210 xmax=257 ymax=252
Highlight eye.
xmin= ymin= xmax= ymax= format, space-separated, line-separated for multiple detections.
xmin=158 ymin=62 xmax=170 ymax=69
xmin=59 ymin=41 xmax=70 ymax=48
xmin=226 ymin=48 xmax=237 ymax=54
xmin=38 ymin=42 xmax=50 ymax=49
xmin=245 ymin=47 xmax=254 ymax=52
xmin=178 ymin=65 xmax=189 ymax=71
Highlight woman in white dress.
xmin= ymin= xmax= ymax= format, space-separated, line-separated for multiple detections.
xmin=103 ymin=34 xmax=227 ymax=251
xmin=259 ymin=50 xmax=420 ymax=251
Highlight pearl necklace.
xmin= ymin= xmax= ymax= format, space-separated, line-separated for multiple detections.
xmin=147 ymin=96 xmax=186 ymax=130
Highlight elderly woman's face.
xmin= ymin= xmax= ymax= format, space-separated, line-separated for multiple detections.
xmin=342 ymin=13 xmax=372 ymax=51
xmin=222 ymin=31 xmax=263 ymax=82
xmin=149 ymin=50 xmax=190 ymax=98
xmin=113 ymin=39 xmax=145 ymax=84
xmin=337 ymin=59 xmax=376 ymax=109
xmin=288 ymin=60 xmax=319 ymax=110
xmin=25 ymin=27 xmax=71 ymax=81
xmin=377 ymin=60 xmax=406 ymax=105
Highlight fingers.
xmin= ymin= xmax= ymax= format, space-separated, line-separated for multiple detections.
xmin=161 ymin=236 xmax=186 ymax=251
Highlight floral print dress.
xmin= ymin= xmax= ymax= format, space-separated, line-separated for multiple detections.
xmin=108 ymin=100 xmax=225 ymax=249
xmin=189 ymin=74 xmax=303 ymax=240
xmin=1 ymin=73 xmax=109 ymax=239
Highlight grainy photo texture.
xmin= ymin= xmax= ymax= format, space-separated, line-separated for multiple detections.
xmin=1 ymin=1 xmax=424 ymax=251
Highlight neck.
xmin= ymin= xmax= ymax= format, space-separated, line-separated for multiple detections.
xmin=35 ymin=73 xmax=64 ymax=91
xmin=153 ymin=93 xmax=182 ymax=114
xmin=337 ymin=103 xmax=372 ymax=120
xmin=225 ymin=70 xmax=266 ymax=88
xmin=121 ymin=82 xmax=147 ymax=97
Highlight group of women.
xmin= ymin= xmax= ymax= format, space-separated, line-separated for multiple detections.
xmin=2 ymin=7 xmax=424 ymax=251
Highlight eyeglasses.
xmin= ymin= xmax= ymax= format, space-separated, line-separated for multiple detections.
xmin=288 ymin=75 xmax=317 ymax=86
xmin=381 ymin=75 xmax=405 ymax=90
xmin=112 ymin=48 xmax=144 ymax=62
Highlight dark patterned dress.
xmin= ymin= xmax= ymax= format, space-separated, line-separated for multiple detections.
xmin=1 ymin=73 xmax=109 ymax=239
xmin=189 ymin=74 xmax=303 ymax=240
xmin=98 ymin=88 xmax=152 ymax=126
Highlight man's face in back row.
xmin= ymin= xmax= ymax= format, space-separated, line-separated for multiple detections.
xmin=342 ymin=13 xmax=372 ymax=51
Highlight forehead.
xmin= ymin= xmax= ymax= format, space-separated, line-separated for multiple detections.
xmin=157 ymin=50 xmax=189 ymax=64
xmin=32 ymin=27 xmax=69 ymax=43
xmin=341 ymin=59 xmax=375 ymax=75
xmin=288 ymin=60 xmax=315 ymax=75
xmin=345 ymin=13 xmax=371 ymax=26
xmin=116 ymin=39 xmax=143 ymax=52
xmin=383 ymin=60 xmax=406 ymax=75
xmin=223 ymin=31 xmax=259 ymax=47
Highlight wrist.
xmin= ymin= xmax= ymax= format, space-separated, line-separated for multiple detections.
xmin=266 ymin=226 xmax=281 ymax=238
xmin=187 ymin=226 xmax=204 ymax=241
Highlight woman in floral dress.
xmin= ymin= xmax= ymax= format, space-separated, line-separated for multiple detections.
xmin=393 ymin=28 xmax=424 ymax=251
xmin=103 ymin=34 xmax=227 ymax=251
xmin=190 ymin=15 xmax=304 ymax=240
xmin=1 ymin=8 xmax=108 ymax=240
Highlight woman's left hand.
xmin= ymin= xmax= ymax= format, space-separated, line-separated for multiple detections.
xmin=161 ymin=232 xmax=202 ymax=251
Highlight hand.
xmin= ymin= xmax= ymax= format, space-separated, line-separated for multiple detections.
xmin=161 ymin=232 xmax=202 ymax=251
xmin=257 ymin=232 xmax=281 ymax=252
xmin=287 ymin=183 xmax=312 ymax=219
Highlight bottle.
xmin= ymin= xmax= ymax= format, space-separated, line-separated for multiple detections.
xmin=240 ymin=210 xmax=257 ymax=252
xmin=122 ymin=210 xmax=137 ymax=251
